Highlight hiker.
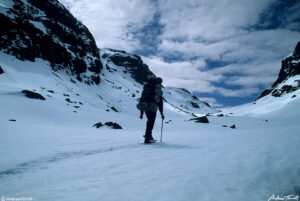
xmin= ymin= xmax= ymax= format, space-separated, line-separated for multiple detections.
xmin=137 ymin=77 xmax=164 ymax=144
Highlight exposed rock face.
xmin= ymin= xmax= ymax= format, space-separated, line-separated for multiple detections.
xmin=271 ymin=83 xmax=300 ymax=97
xmin=22 ymin=90 xmax=46 ymax=100
xmin=103 ymin=49 xmax=155 ymax=84
xmin=0 ymin=66 xmax=4 ymax=74
xmin=272 ymin=41 xmax=300 ymax=88
xmin=0 ymin=0 xmax=102 ymax=84
xmin=189 ymin=116 xmax=209 ymax=123
xmin=259 ymin=41 xmax=300 ymax=98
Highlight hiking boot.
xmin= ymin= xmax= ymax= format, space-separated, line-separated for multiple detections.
xmin=143 ymin=135 xmax=156 ymax=141
xmin=144 ymin=140 xmax=156 ymax=144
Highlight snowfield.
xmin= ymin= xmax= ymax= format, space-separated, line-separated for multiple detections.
xmin=1 ymin=52 xmax=300 ymax=201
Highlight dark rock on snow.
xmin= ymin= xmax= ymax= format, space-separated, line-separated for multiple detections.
xmin=203 ymin=102 xmax=211 ymax=108
xmin=111 ymin=107 xmax=119 ymax=112
xmin=230 ymin=124 xmax=236 ymax=129
xmin=93 ymin=122 xmax=104 ymax=128
xmin=0 ymin=66 xmax=4 ymax=74
xmin=93 ymin=122 xmax=122 ymax=129
xmin=21 ymin=90 xmax=46 ymax=100
xmin=190 ymin=101 xmax=200 ymax=108
xmin=190 ymin=116 xmax=209 ymax=123
xmin=65 ymin=98 xmax=72 ymax=103
xmin=105 ymin=122 xmax=122 ymax=129
xmin=192 ymin=95 xmax=199 ymax=100
xmin=271 ymin=84 xmax=299 ymax=97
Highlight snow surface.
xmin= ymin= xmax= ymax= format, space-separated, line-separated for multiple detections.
xmin=29 ymin=20 xmax=48 ymax=34
xmin=0 ymin=0 xmax=13 ymax=10
xmin=1 ymin=51 xmax=300 ymax=201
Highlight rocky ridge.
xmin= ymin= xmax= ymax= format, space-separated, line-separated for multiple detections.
xmin=259 ymin=41 xmax=300 ymax=98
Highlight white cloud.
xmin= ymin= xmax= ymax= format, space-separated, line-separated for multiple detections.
xmin=157 ymin=0 xmax=275 ymax=41
xmin=225 ymin=76 xmax=275 ymax=87
xmin=157 ymin=39 xmax=242 ymax=62
xmin=215 ymin=87 xmax=261 ymax=97
xmin=198 ymin=97 xmax=223 ymax=107
xmin=221 ymin=29 xmax=300 ymax=62
xmin=142 ymin=56 xmax=223 ymax=92
xmin=59 ymin=0 xmax=300 ymax=105
xmin=60 ymin=0 xmax=156 ymax=51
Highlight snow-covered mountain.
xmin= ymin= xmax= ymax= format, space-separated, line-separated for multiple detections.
xmin=0 ymin=0 xmax=102 ymax=84
xmin=0 ymin=0 xmax=214 ymax=118
xmin=259 ymin=41 xmax=300 ymax=99
xmin=222 ymin=41 xmax=300 ymax=116
xmin=1 ymin=1 xmax=300 ymax=201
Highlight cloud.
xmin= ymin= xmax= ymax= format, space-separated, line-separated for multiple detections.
xmin=60 ymin=0 xmax=156 ymax=51
xmin=142 ymin=56 xmax=223 ymax=92
xmin=143 ymin=56 xmax=260 ymax=98
xmin=213 ymin=86 xmax=261 ymax=97
xmin=157 ymin=0 xmax=275 ymax=41
xmin=198 ymin=97 xmax=223 ymax=107
xmin=59 ymin=0 xmax=300 ymax=105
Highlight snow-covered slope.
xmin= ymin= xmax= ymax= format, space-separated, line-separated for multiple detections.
xmin=0 ymin=46 xmax=215 ymax=128
xmin=163 ymin=86 xmax=215 ymax=116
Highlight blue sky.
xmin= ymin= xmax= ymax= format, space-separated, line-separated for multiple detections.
xmin=60 ymin=0 xmax=300 ymax=107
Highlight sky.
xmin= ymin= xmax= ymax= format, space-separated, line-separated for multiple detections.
xmin=59 ymin=0 xmax=300 ymax=107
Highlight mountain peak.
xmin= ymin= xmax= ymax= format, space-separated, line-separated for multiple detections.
xmin=259 ymin=41 xmax=300 ymax=98
xmin=294 ymin=41 xmax=300 ymax=56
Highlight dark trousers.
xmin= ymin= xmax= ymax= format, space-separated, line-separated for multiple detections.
xmin=144 ymin=111 xmax=157 ymax=142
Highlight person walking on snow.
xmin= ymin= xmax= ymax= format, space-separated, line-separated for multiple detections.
xmin=137 ymin=77 xmax=164 ymax=144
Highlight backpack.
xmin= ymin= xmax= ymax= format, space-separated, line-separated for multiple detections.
xmin=136 ymin=78 xmax=161 ymax=112
xmin=140 ymin=78 xmax=156 ymax=103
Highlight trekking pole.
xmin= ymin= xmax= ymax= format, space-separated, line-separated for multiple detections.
xmin=160 ymin=118 xmax=164 ymax=143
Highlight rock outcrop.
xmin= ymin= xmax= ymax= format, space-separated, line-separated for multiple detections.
xmin=259 ymin=41 xmax=300 ymax=98
xmin=102 ymin=48 xmax=155 ymax=84
xmin=0 ymin=0 xmax=102 ymax=84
